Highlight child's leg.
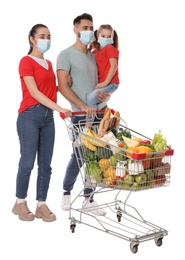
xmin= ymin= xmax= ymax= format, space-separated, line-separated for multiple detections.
xmin=85 ymin=84 xmax=118 ymax=128
xmin=85 ymin=89 xmax=99 ymax=128
xmin=86 ymin=89 xmax=99 ymax=108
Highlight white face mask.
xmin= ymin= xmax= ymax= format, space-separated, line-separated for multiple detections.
xmin=98 ymin=37 xmax=114 ymax=48
xmin=36 ymin=39 xmax=51 ymax=53
xmin=78 ymin=30 xmax=94 ymax=45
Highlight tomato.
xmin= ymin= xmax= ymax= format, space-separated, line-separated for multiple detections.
xmin=118 ymin=142 xmax=124 ymax=148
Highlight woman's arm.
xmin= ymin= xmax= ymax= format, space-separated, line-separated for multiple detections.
xmin=23 ymin=76 xmax=72 ymax=116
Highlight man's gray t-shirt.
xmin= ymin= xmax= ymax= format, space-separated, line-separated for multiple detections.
xmin=56 ymin=46 xmax=106 ymax=111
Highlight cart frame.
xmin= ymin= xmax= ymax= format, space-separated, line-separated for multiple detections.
xmin=60 ymin=110 xmax=173 ymax=254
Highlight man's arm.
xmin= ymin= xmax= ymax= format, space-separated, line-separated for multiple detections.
xmin=57 ymin=70 xmax=96 ymax=116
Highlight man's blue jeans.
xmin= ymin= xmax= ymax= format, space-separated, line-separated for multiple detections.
xmin=16 ymin=104 xmax=55 ymax=201
xmin=63 ymin=108 xmax=106 ymax=197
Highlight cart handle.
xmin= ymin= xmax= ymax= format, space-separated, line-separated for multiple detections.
xmin=60 ymin=109 xmax=116 ymax=119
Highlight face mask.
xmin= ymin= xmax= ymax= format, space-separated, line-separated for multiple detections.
xmin=98 ymin=37 xmax=114 ymax=48
xmin=79 ymin=31 xmax=94 ymax=45
xmin=36 ymin=39 xmax=51 ymax=53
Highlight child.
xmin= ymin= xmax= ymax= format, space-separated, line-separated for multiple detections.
xmin=86 ymin=24 xmax=120 ymax=126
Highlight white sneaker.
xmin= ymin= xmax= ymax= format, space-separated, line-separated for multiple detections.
xmin=82 ymin=200 xmax=106 ymax=216
xmin=61 ymin=194 xmax=71 ymax=211
xmin=73 ymin=136 xmax=82 ymax=147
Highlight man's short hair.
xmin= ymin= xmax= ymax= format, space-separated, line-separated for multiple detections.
xmin=73 ymin=13 xmax=93 ymax=26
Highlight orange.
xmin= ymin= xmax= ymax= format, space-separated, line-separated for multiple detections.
xmin=126 ymin=147 xmax=138 ymax=158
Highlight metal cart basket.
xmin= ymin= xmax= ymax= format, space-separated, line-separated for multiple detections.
xmin=60 ymin=110 xmax=174 ymax=254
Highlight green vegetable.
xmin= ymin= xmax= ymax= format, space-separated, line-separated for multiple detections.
xmin=95 ymin=146 xmax=113 ymax=159
xmin=151 ymin=130 xmax=167 ymax=152
xmin=84 ymin=151 xmax=98 ymax=162
xmin=110 ymin=155 xmax=117 ymax=166
xmin=86 ymin=162 xmax=103 ymax=183
xmin=110 ymin=152 xmax=126 ymax=166
xmin=140 ymin=143 xmax=156 ymax=152
xmin=116 ymin=128 xmax=131 ymax=141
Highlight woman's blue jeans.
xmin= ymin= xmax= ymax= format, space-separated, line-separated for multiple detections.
xmin=16 ymin=104 xmax=55 ymax=201
xmin=63 ymin=107 xmax=106 ymax=197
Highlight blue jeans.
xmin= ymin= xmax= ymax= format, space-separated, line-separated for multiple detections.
xmin=16 ymin=104 xmax=55 ymax=201
xmin=63 ymin=107 xmax=106 ymax=197
xmin=87 ymin=83 xmax=118 ymax=109
xmin=86 ymin=83 xmax=118 ymax=121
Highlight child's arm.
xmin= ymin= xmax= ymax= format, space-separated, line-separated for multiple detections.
xmin=96 ymin=57 xmax=118 ymax=89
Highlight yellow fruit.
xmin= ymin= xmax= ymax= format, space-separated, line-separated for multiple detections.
xmin=126 ymin=147 xmax=138 ymax=158
xmin=137 ymin=146 xmax=152 ymax=169
xmin=81 ymin=137 xmax=97 ymax=151
xmin=133 ymin=137 xmax=142 ymax=141
xmin=99 ymin=159 xmax=110 ymax=170
xmin=83 ymin=129 xmax=106 ymax=147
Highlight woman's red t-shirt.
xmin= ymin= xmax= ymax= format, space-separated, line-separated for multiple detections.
xmin=18 ymin=56 xmax=57 ymax=113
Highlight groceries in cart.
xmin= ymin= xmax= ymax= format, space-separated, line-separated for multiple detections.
xmin=78 ymin=108 xmax=174 ymax=191
xmin=60 ymin=108 xmax=173 ymax=252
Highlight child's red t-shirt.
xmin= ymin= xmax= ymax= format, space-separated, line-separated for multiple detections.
xmin=94 ymin=45 xmax=119 ymax=84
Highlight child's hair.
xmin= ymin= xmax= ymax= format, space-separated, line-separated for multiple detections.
xmin=90 ymin=24 xmax=119 ymax=51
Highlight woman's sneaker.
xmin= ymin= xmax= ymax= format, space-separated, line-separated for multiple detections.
xmin=12 ymin=201 xmax=34 ymax=221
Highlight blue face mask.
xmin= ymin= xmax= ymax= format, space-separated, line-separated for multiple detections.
xmin=79 ymin=31 xmax=94 ymax=45
xmin=36 ymin=39 xmax=51 ymax=53
xmin=98 ymin=37 xmax=114 ymax=48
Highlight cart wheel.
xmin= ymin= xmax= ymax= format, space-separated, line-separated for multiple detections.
xmin=155 ymin=237 xmax=163 ymax=247
xmin=117 ymin=214 xmax=122 ymax=222
xmin=117 ymin=208 xmax=122 ymax=222
xmin=130 ymin=245 xmax=138 ymax=254
xmin=130 ymin=242 xmax=139 ymax=254
xmin=70 ymin=224 xmax=76 ymax=233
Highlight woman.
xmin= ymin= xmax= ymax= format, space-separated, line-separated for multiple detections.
xmin=12 ymin=24 xmax=72 ymax=222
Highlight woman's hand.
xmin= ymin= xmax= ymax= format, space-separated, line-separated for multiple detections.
xmin=60 ymin=108 xmax=72 ymax=117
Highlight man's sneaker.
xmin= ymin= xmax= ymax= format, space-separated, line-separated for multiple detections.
xmin=35 ymin=204 xmax=56 ymax=222
xmin=12 ymin=200 xmax=34 ymax=221
xmin=82 ymin=200 xmax=106 ymax=216
xmin=73 ymin=136 xmax=83 ymax=147
xmin=61 ymin=194 xmax=71 ymax=211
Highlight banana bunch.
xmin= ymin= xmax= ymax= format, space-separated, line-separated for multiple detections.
xmin=81 ymin=129 xmax=106 ymax=151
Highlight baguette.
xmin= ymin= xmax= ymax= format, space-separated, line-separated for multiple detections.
xmin=113 ymin=111 xmax=120 ymax=132
xmin=98 ymin=119 xmax=110 ymax=137
xmin=109 ymin=117 xmax=117 ymax=128
xmin=114 ymin=111 xmax=120 ymax=118
xmin=103 ymin=108 xmax=111 ymax=120
xmin=98 ymin=108 xmax=111 ymax=136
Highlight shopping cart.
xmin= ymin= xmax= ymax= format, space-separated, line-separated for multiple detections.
xmin=60 ymin=110 xmax=174 ymax=254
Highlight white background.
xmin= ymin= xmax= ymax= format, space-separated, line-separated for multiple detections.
xmin=1 ymin=0 xmax=184 ymax=259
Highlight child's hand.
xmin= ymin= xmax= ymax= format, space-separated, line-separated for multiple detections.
xmin=95 ymin=82 xmax=106 ymax=89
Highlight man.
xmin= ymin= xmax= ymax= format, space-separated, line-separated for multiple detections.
xmin=56 ymin=13 xmax=109 ymax=216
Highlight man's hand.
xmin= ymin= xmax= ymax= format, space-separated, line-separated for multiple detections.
xmin=80 ymin=104 xmax=96 ymax=117
xmin=96 ymin=91 xmax=111 ymax=102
